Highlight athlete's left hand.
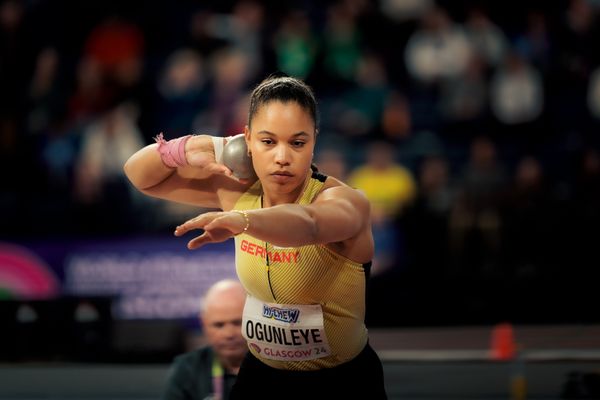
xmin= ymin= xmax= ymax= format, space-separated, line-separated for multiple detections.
xmin=174 ymin=211 xmax=246 ymax=250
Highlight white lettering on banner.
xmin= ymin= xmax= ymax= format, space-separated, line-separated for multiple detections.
xmin=64 ymin=250 xmax=236 ymax=319
xmin=242 ymin=295 xmax=331 ymax=361
xmin=119 ymin=295 xmax=205 ymax=319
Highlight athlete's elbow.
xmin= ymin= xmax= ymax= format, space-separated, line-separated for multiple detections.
xmin=278 ymin=211 xmax=318 ymax=246
xmin=123 ymin=160 xmax=140 ymax=188
xmin=123 ymin=159 xmax=134 ymax=182
xmin=123 ymin=157 xmax=161 ymax=191
xmin=123 ymin=161 xmax=146 ymax=191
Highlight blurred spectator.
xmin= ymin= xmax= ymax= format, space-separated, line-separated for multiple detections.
xmin=403 ymin=5 xmax=473 ymax=132
xmin=489 ymin=50 xmax=544 ymax=126
xmin=402 ymin=154 xmax=455 ymax=279
xmin=463 ymin=6 xmax=509 ymax=71
xmin=381 ymin=90 xmax=412 ymax=141
xmin=575 ymin=145 xmax=600 ymax=206
xmin=397 ymin=129 xmax=445 ymax=171
xmin=348 ymin=140 xmax=417 ymax=274
xmin=449 ymin=135 xmax=508 ymax=278
xmin=154 ymin=48 xmax=207 ymax=135
xmin=414 ymin=154 xmax=455 ymax=217
xmin=72 ymin=102 xmax=145 ymax=234
xmin=83 ymin=15 xmax=145 ymax=90
xmin=224 ymin=91 xmax=252 ymax=136
xmin=200 ymin=0 xmax=267 ymax=80
xmin=514 ymin=10 xmax=553 ymax=74
xmin=327 ymin=52 xmax=391 ymax=139
xmin=500 ymin=155 xmax=555 ymax=281
xmin=39 ymin=118 xmax=78 ymax=187
xmin=380 ymin=0 xmax=433 ymax=23
xmin=162 ymin=279 xmax=247 ymax=400
xmin=187 ymin=10 xmax=230 ymax=58
xmin=321 ymin=2 xmax=364 ymax=88
xmin=192 ymin=46 xmax=252 ymax=136
xmin=25 ymin=47 xmax=66 ymax=137
xmin=404 ymin=6 xmax=473 ymax=85
xmin=314 ymin=147 xmax=349 ymax=181
xmin=349 ymin=140 xmax=417 ymax=220
xmin=551 ymin=0 xmax=600 ymax=133
xmin=66 ymin=56 xmax=115 ymax=130
xmin=586 ymin=65 xmax=600 ymax=120
xmin=439 ymin=53 xmax=488 ymax=136
xmin=0 ymin=0 xmax=26 ymax=114
xmin=272 ymin=9 xmax=319 ymax=80
xmin=556 ymin=0 xmax=599 ymax=79
xmin=569 ymin=146 xmax=600 ymax=281
xmin=11 ymin=46 xmax=67 ymax=232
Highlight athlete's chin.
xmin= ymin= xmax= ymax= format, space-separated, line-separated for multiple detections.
xmin=264 ymin=178 xmax=298 ymax=192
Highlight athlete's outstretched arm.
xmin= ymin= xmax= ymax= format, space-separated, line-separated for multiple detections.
xmin=175 ymin=185 xmax=371 ymax=249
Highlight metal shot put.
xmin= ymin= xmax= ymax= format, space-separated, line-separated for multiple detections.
xmin=223 ymin=135 xmax=256 ymax=180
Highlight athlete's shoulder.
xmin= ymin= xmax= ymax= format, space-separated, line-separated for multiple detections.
xmin=316 ymin=177 xmax=370 ymax=207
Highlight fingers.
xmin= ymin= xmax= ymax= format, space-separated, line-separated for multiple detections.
xmin=174 ymin=225 xmax=187 ymax=236
xmin=174 ymin=213 xmax=208 ymax=236
xmin=174 ymin=212 xmax=236 ymax=250
xmin=207 ymin=163 xmax=232 ymax=175
xmin=206 ymin=163 xmax=243 ymax=182
xmin=187 ymin=234 xmax=210 ymax=250
xmin=174 ymin=222 xmax=193 ymax=236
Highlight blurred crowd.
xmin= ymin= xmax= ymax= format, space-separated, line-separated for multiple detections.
xmin=1 ymin=0 xmax=600 ymax=323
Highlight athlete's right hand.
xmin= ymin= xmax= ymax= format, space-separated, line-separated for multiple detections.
xmin=184 ymin=135 xmax=239 ymax=180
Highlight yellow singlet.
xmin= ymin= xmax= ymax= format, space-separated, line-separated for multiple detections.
xmin=233 ymin=170 xmax=369 ymax=371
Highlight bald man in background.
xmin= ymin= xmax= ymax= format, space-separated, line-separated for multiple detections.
xmin=162 ymin=279 xmax=248 ymax=400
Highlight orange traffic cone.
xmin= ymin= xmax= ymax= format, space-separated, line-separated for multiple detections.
xmin=490 ymin=322 xmax=516 ymax=360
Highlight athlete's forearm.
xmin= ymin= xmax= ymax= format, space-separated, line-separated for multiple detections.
xmin=240 ymin=188 xmax=368 ymax=247
xmin=243 ymin=204 xmax=319 ymax=248
xmin=123 ymin=134 xmax=215 ymax=191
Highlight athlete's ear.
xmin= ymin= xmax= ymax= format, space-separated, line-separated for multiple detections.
xmin=244 ymin=126 xmax=251 ymax=156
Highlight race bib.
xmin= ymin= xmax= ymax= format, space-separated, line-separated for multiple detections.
xmin=242 ymin=295 xmax=331 ymax=361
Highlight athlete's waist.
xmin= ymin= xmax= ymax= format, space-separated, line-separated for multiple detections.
xmin=250 ymin=335 xmax=370 ymax=371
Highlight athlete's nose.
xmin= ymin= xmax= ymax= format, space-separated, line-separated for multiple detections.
xmin=275 ymin=144 xmax=290 ymax=166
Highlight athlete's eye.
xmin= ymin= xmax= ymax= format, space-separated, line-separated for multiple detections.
xmin=292 ymin=140 xmax=306 ymax=147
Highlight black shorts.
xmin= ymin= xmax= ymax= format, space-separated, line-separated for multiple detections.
xmin=230 ymin=342 xmax=387 ymax=400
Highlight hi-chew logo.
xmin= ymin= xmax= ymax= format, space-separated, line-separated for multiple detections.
xmin=263 ymin=304 xmax=300 ymax=323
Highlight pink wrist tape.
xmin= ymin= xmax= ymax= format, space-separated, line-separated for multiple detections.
xmin=154 ymin=133 xmax=192 ymax=168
